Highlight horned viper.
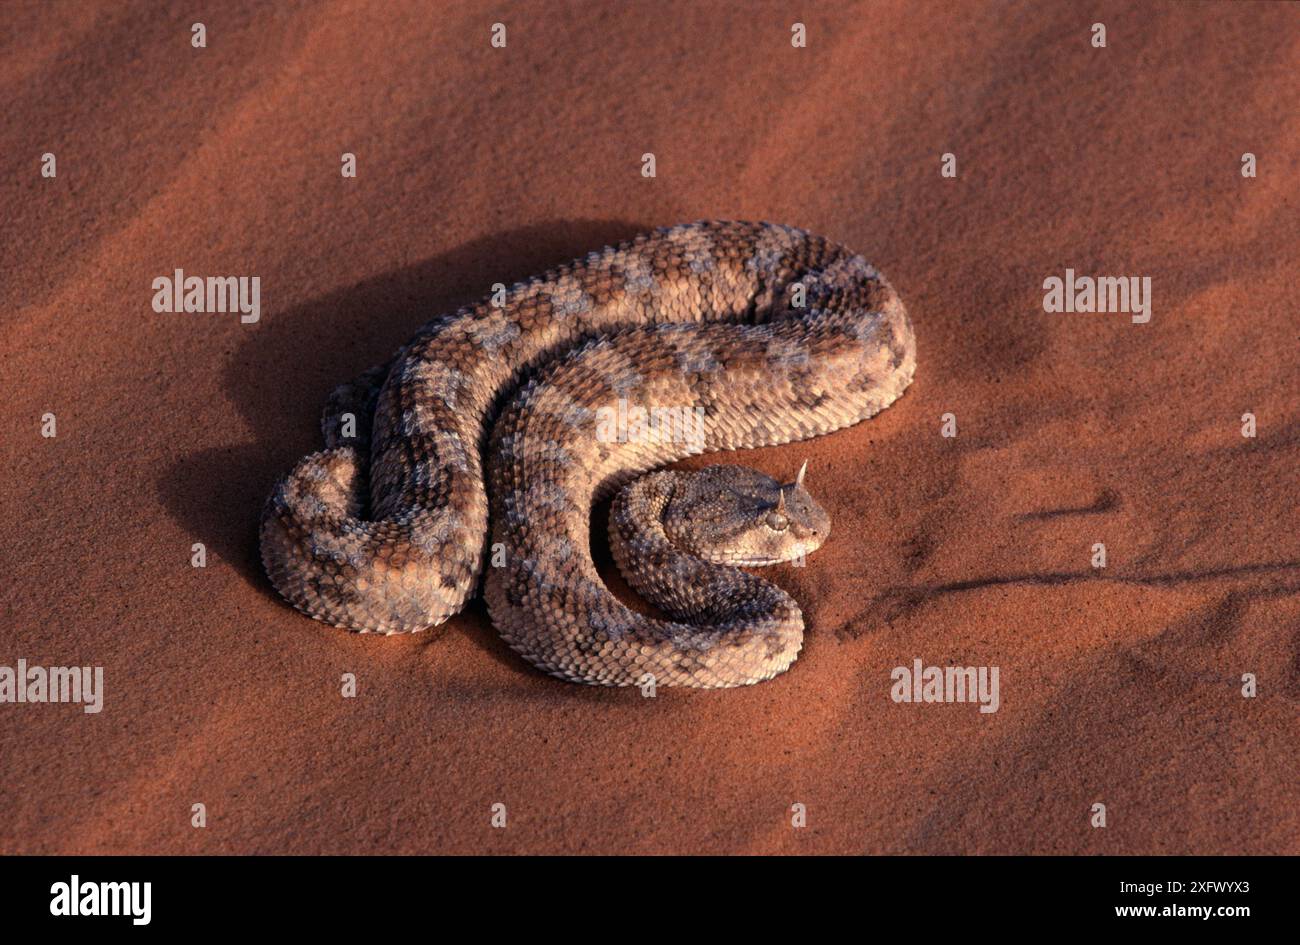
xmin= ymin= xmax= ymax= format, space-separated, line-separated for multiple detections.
xmin=261 ymin=221 xmax=915 ymax=687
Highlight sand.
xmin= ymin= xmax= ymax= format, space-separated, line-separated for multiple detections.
xmin=1 ymin=0 xmax=1296 ymax=854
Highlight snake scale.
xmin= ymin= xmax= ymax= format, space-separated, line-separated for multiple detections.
xmin=260 ymin=221 xmax=915 ymax=687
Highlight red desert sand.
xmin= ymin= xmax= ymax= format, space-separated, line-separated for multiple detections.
xmin=1 ymin=1 xmax=1296 ymax=854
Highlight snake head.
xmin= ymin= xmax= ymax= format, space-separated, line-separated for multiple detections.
xmin=664 ymin=461 xmax=831 ymax=567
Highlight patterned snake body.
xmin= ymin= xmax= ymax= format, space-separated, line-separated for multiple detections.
xmin=261 ymin=221 xmax=915 ymax=687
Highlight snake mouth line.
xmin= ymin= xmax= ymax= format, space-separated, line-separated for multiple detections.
xmin=729 ymin=555 xmax=815 ymax=568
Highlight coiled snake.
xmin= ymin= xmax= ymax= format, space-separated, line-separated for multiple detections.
xmin=261 ymin=221 xmax=915 ymax=687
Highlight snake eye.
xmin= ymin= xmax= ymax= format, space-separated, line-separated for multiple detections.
xmin=766 ymin=511 xmax=789 ymax=531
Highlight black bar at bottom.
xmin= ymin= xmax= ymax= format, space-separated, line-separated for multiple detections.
xmin=0 ymin=854 xmax=1285 ymax=932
